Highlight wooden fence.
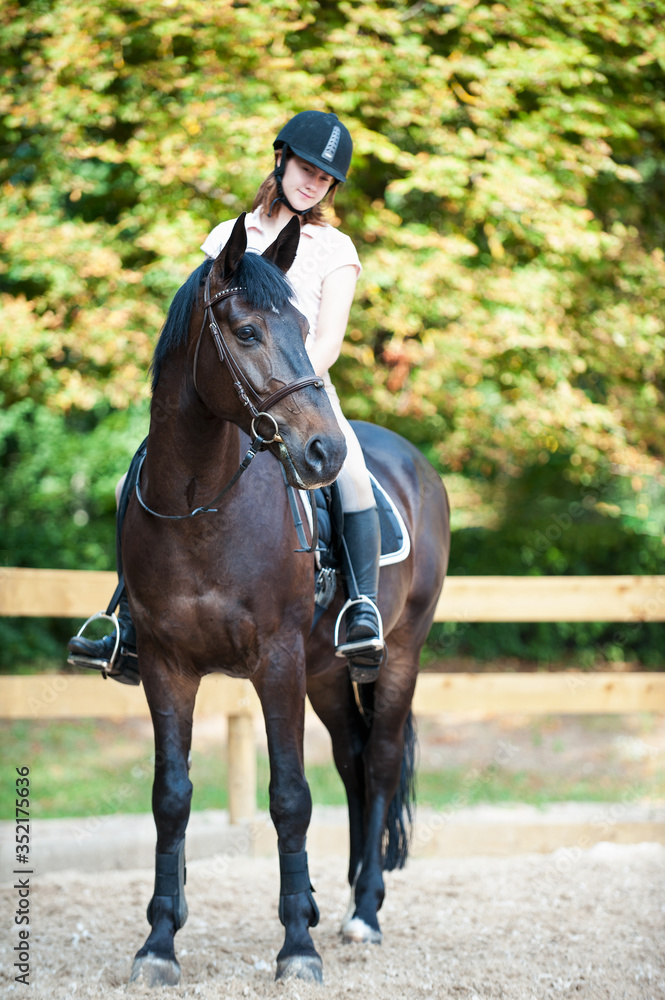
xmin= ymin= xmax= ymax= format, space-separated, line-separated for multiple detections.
xmin=1 ymin=568 xmax=664 ymax=822
xmin=2 ymin=567 xmax=665 ymax=622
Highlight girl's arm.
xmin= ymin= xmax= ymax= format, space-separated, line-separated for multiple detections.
xmin=306 ymin=264 xmax=358 ymax=377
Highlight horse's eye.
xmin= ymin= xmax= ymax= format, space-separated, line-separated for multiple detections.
xmin=235 ymin=326 xmax=256 ymax=342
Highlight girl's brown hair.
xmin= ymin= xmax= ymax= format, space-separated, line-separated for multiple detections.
xmin=252 ymin=164 xmax=338 ymax=227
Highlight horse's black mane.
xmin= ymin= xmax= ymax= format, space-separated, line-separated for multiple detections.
xmin=150 ymin=252 xmax=295 ymax=389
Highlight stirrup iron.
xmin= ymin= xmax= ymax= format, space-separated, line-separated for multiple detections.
xmin=67 ymin=610 xmax=121 ymax=678
xmin=334 ymin=596 xmax=384 ymax=658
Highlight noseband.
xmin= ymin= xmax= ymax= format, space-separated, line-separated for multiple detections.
xmin=196 ymin=270 xmax=324 ymax=442
xmin=136 ymin=270 xmax=325 ymax=523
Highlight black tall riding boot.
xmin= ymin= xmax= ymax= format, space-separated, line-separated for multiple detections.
xmin=336 ymin=506 xmax=384 ymax=683
xmin=67 ymin=588 xmax=140 ymax=686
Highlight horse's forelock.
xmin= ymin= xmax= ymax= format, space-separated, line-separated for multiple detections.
xmin=234 ymin=251 xmax=294 ymax=312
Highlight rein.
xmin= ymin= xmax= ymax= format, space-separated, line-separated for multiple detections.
xmin=135 ymin=271 xmax=324 ymax=549
xmin=134 ymin=433 xmax=268 ymax=520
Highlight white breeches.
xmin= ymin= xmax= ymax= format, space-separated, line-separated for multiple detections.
xmin=323 ymin=377 xmax=375 ymax=513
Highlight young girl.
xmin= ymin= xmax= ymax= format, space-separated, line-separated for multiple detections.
xmin=201 ymin=111 xmax=383 ymax=669
xmin=69 ymin=111 xmax=383 ymax=680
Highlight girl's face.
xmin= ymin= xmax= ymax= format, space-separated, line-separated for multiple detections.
xmin=279 ymin=153 xmax=333 ymax=213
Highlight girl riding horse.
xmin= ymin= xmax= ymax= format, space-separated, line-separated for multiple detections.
xmin=65 ymin=112 xmax=450 ymax=986
xmin=69 ymin=110 xmax=384 ymax=682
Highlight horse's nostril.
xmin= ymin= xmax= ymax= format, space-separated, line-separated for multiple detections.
xmin=305 ymin=436 xmax=328 ymax=471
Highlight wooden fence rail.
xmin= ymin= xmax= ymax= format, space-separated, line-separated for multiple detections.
xmin=1 ymin=568 xmax=665 ymax=622
xmin=2 ymin=568 xmax=664 ymax=822
xmin=2 ymin=670 xmax=665 ymax=721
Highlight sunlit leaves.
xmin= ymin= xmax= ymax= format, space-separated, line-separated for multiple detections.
xmin=0 ymin=0 xmax=663 ymax=497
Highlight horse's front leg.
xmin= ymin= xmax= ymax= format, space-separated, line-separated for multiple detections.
xmin=130 ymin=653 xmax=200 ymax=987
xmin=254 ymin=647 xmax=322 ymax=983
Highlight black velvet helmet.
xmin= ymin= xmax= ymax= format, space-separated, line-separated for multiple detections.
xmin=273 ymin=111 xmax=353 ymax=184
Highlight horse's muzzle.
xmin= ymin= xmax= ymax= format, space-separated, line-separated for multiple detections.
xmin=277 ymin=433 xmax=347 ymax=490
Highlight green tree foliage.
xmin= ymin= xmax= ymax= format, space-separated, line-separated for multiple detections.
xmin=1 ymin=1 xmax=664 ymax=665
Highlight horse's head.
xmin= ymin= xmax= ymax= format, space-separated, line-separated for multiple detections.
xmin=192 ymin=214 xmax=347 ymax=489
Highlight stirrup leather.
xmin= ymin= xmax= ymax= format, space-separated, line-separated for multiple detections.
xmin=334 ymin=596 xmax=384 ymax=658
xmin=67 ymin=610 xmax=122 ymax=677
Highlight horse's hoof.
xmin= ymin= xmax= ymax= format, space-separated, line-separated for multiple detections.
xmin=341 ymin=916 xmax=382 ymax=945
xmin=275 ymin=954 xmax=323 ymax=983
xmin=129 ymin=952 xmax=181 ymax=987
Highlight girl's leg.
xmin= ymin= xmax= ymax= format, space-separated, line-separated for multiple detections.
xmin=323 ymin=380 xmax=374 ymax=512
xmin=324 ymin=380 xmax=384 ymax=678
xmin=67 ymin=471 xmax=138 ymax=684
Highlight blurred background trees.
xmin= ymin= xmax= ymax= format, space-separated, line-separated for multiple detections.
xmin=2 ymin=0 xmax=664 ymax=668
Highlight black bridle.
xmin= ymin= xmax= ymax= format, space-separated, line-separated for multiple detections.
xmin=135 ymin=270 xmax=325 ymax=526
xmin=197 ymin=270 xmax=324 ymax=438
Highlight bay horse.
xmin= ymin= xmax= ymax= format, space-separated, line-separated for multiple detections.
xmin=121 ymin=213 xmax=450 ymax=986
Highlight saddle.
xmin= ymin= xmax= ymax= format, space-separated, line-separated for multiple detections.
xmin=287 ymin=472 xmax=411 ymax=630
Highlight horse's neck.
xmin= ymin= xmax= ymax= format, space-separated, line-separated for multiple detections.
xmin=143 ymin=378 xmax=241 ymax=514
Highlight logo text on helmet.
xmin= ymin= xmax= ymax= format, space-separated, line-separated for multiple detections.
xmin=321 ymin=125 xmax=341 ymax=162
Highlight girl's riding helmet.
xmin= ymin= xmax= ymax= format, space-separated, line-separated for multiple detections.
xmin=274 ymin=111 xmax=353 ymax=184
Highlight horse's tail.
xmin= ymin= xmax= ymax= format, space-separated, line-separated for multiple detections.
xmin=382 ymin=709 xmax=417 ymax=871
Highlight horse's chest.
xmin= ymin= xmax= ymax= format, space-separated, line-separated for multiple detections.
xmin=131 ymin=547 xmax=310 ymax=674
xmin=125 ymin=500 xmax=313 ymax=671
xmin=140 ymin=584 xmax=262 ymax=672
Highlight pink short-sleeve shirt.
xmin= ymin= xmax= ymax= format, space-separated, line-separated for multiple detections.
xmin=200 ymin=209 xmax=361 ymax=348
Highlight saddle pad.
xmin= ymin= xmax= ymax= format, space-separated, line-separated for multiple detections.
xmin=300 ymin=472 xmax=410 ymax=567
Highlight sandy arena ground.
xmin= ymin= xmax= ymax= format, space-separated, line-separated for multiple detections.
xmin=2 ymin=711 xmax=664 ymax=998
xmin=1 ymin=842 xmax=664 ymax=1000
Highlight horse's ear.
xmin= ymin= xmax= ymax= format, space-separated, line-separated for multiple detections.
xmin=262 ymin=215 xmax=300 ymax=274
xmin=213 ymin=213 xmax=248 ymax=281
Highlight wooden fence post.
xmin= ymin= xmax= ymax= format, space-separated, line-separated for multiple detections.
xmin=227 ymin=713 xmax=256 ymax=824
